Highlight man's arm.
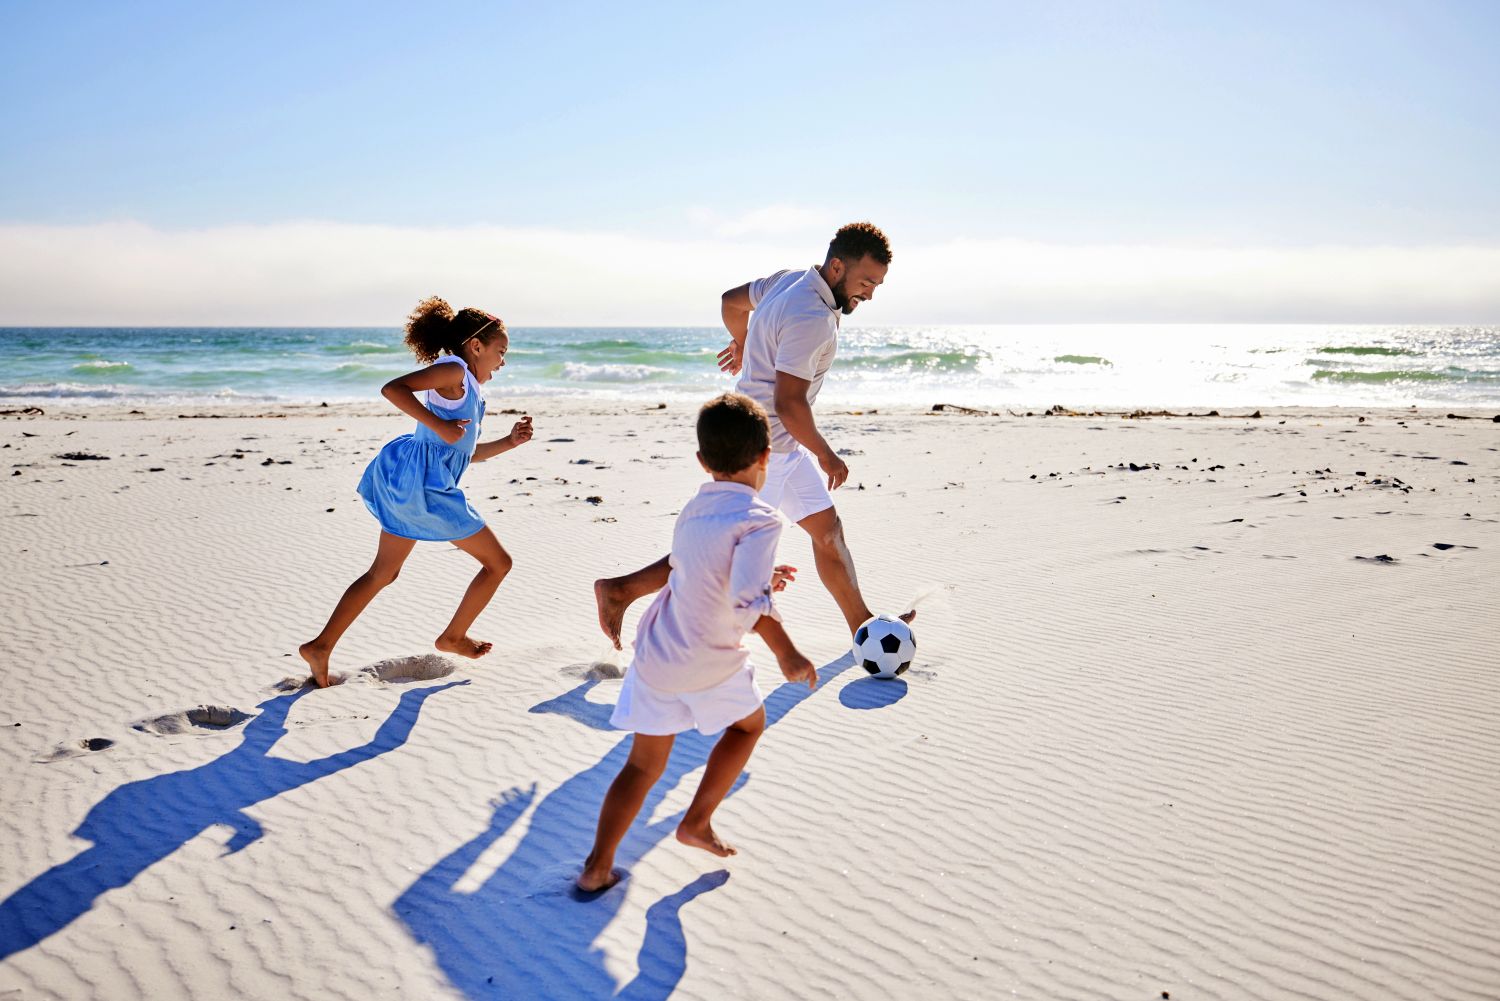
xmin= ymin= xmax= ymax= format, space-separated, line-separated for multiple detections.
xmin=717 ymin=282 xmax=753 ymax=374
xmin=774 ymin=371 xmax=848 ymax=489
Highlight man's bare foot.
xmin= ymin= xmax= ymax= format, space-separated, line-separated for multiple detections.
xmin=848 ymin=609 xmax=917 ymax=639
xmin=676 ymin=820 xmax=737 ymax=858
xmin=575 ymin=862 xmax=622 ymax=894
xmin=593 ymin=578 xmax=629 ymax=651
xmin=435 ymin=634 xmax=493 ymax=659
xmin=299 ymin=641 xmax=333 ymax=688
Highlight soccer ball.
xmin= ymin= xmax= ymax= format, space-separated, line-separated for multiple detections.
xmin=852 ymin=615 xmax=916 ymax=679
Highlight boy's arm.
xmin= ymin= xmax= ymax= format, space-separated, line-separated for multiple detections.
xmin=754 ymin=616 xmax=816 ymax=690
xmin=730 ymin=518 xmax=816 ymax=690
xmin=472 ymin=416 xmax=533 ymax=461
xmin=717 ymin=282 xmax=754 ymax=374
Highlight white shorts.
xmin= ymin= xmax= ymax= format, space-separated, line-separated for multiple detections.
xmin=761 ymin=446 xmax=834 ymax=525
xmin=610 ymin=664 xmax=766 ymax=736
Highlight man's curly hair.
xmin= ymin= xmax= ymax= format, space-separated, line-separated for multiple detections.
xmin=826 ymin=221 xmax=892 ymax=266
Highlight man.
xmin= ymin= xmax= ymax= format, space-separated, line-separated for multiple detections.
xmin=594 ymin=221 xmax=910 ymax=648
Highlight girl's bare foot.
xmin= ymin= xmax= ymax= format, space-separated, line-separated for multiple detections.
xmin=299 ymin=641 xmax=333 ymax=688
xmin=676 ymin=820 xmax=737 ymax=858
xmin=899 ymin=609 xmax=917 ymax=625
xmin=435 ymin=634 xmax=492 ymax=659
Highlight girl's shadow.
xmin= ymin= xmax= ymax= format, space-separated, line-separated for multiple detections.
xmin=0 ymin=680 xmax=464 ymax=961
xmin=396 ymin=656 xmax=879 ymax=1000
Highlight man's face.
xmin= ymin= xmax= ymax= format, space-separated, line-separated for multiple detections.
xmin=827 ymin=255 xmax=888 ymax=315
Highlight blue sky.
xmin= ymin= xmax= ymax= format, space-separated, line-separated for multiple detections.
xmin=2 ymin=0 xmax=1498 ymax=322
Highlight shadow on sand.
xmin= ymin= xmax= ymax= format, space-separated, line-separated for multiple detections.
xmin=396 ymin=655 xmax=895 ymax=999
xmin=0 ymin=680 xmax=464 ymax=961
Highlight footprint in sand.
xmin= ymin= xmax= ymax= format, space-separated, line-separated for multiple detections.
xmin=560 ymin=656 xmax=625 ymax=682
xmin=35 ymin=736 xmax=115 ymax=763
xmin=273 ymin=653 xmax=461 ymax=691
xmin=131 ymin=705 xmax=255 ymax=736
xmin=354 ymin=653 xmax=461 ymax=684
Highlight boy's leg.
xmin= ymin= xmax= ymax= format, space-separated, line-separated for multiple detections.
xmin=437 ymin=526 xmax=512 ymax=658
xmin=301 ymin=531 xmax=417 ymax=687
xmin=676 ymin=706 xmax=766 ymax=858
xmin=579 ymin=733 xmax=675 ymax=892
xmin=594 ymin=555 xmax=671 ymax=650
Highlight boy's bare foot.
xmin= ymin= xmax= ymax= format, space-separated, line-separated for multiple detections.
xmin=435 ymin=634 xmax=492 ymax=659
xmin=575 ymin=862 xmax=622 ymax=894
xmin=593 ymin=578 xmax=628 ymax=651
xmin=676 ymin=820 xmax=737 ymax=858
xmin=299 ymin=641 xmax=333 ymax=688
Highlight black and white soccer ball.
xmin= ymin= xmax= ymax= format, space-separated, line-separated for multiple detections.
xmin=852 ymin=615 xmax=916 ymax=679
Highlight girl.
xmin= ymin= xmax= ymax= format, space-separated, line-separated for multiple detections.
xmin=300 ymin=296 xmax=534 ymax=687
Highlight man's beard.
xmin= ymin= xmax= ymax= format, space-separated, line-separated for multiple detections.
xmin=831 ymin=278 xmax=857 ymax=314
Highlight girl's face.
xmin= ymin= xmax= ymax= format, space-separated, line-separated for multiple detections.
xmin=465 ymin=332 xmax=509 ymax=383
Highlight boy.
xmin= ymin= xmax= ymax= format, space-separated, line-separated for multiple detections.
xmin=577 ymin=393 xmax=818 ymax=894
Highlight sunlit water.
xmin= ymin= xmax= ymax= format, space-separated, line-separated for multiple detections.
xmin=2 ymin=324 xmax=1496 ymax=410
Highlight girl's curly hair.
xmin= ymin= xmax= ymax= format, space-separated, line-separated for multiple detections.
xmin=404 ymin=296 xmax=507 ymax=363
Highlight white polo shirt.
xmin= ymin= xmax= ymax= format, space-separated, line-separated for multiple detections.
xmin=735 ymin=266 xmax=841 ymax=453
xmin=630 ymin=481 xmax=785 ymax=693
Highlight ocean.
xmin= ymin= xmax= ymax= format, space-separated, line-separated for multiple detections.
xmin=2 ymin=324 xmax=1497 ymax=411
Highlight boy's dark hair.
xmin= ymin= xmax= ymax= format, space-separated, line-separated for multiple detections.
xmin=826 ymin=221 xmax=892 ymax=267
xmin=697 ymin=392 xmax=771 ymax=475
xmin=405 ymin=296 xmax=507 ymax=363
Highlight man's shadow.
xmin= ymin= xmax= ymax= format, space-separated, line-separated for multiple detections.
xmin=395 ymin=656 xmax=890 ymax=1000
xmin=0 ymin=680 xmax=463 ymax=961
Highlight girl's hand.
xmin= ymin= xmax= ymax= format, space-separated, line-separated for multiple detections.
xmin=437 ymin=418 xmax=471 ymax=445
xmin=508 ymin=415 xmax=534 ymax=447
xmin=771 ymin=564 xmax=798 ymax=592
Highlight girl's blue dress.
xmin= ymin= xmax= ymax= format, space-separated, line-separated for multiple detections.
xmin=358 ymin=355 xmax=487 ymax=542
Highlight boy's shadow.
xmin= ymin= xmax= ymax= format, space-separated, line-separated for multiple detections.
xmin=0 ymin=680 xmax=464 ymax=961
xmin=396 ymin=656 xmax=880 ymax=1000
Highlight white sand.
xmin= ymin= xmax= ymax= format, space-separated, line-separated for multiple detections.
xmin=2 ymin=401 xmax=1497 ymax=1000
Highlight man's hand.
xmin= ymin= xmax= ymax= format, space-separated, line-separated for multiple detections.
xmin=437 ymin=417 xmax=471 ymax=445
xmin=717 ymin=341 xmax=742 ymax=375
xmin=770 ymin=564 xmax=798 ymax=592
xmin=778 ymin=650 xmax=817 ymax=691
xmin=817 ymin=450 xmax=849 ymax=490
xmin=507 ymin=415 xmax=534 ymax=448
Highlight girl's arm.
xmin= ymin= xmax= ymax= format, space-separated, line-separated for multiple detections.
xmin=473 ymin=416 xmax=534 ymax=461
xmin=381 ymin=364 xmax=469 ymax=444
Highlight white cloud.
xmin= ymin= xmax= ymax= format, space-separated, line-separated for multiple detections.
xmin=686 ymin=204 xmax=839 ymax=240
xmin=0 ymin=221 xmax=1497 ymax=325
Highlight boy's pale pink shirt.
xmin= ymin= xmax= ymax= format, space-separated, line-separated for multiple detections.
xmin=630 ymin=481 xmax=785 ymax=694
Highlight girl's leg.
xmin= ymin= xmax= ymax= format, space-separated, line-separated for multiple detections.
xmin=578 ymin=733 xmax=675 ymax=893
xmin=300 ymin=531 xmax=417 ymax=687
xmin=436 ymin=525 xmax=512 ymax=659
xmin=676 ymin=705 xmax=767 ymax=857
